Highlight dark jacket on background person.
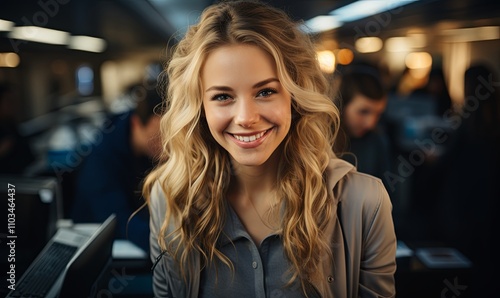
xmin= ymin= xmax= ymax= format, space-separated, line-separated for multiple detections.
xmin=341 ymin=127 xmax=392 ymax=190
xmin=71 ymin=111 xmax=151 ymax=252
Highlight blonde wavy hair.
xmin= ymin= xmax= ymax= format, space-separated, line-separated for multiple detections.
xmin=143 ymin=0 xmax=341 ymax=291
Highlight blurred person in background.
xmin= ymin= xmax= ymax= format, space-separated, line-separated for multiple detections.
xmin=0 ymin=83 xmax=35 ymax=174
xmin=411 ymin=67 xmax=453 ymax=116
xmin=70 ymin=86 xmax=163 ymax=253
xmin=336 ymin=64 xmax=392 ymax=185
xmin=434 ymin=63 xmax=500 ymax=297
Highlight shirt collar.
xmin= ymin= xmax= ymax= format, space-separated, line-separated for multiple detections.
xmin=217 ymin=201 xmax=283 ymax=247
xmin=217 ymin=202 xmax=251 ymax=247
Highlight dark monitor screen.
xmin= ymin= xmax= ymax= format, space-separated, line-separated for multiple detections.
xmin=59 ymin=214 xmax=117 ymax=298
xmin=0 ymin=176 xmax=62 ymax=281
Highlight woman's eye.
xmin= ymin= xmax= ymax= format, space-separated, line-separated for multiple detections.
xmin=257 ymin=88 xmax=277 ymax=98
xmin=212 ymin=93 xmax=232 ymax=101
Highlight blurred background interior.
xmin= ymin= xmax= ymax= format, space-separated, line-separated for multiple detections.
xmin=1 ymin=0 xmax=499 ymax=297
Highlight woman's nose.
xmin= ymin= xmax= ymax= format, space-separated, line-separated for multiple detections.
xmin=234 ymin=98 xmax=260 ymax=127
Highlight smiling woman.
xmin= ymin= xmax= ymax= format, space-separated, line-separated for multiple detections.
xmin=143 ymin=1 xmax=396 ymax=297
xmin=202 ymin=44 xmax=292 ymax=168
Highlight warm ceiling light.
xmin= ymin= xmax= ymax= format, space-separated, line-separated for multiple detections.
xmin=69 ymin=36 xmax=107 ymax=53
xmin=317 ymin=50 xmax=336 ymax=73
xmin=337 ymin=48 xmax=354 ymax=65
xmin=442 ymin=26 xmax=500 ymax=42
xmin=385 ymin=37 xmax=411 ymax=52
xmin=407 ymin=33 xmax=427 ymax=48
xmin=355 ymin=37 xmax=383 ymax=53
xmin=0 ymin=19 xmax=14 ymax=31
xmin=405 ymin=52 xmax=432 ymax=69
xmin=409 ymin=68 xmax=430 ymax=80
xmin=9 ymin=26 xmax=69 ymax=45
xmin=0 ymin=53 xmax=20 ymax=68
xmin=5 ymin=53 xmax=20 ymax=67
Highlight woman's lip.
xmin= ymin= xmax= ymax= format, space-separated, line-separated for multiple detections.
xmin=228 ymin=128 xmax=271 ymax=137
xmin=227 ymin=127 xmax=273 ymax=148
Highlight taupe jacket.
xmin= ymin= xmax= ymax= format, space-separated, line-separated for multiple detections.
xmin=149 ymin=159 xmax=397 ymax=297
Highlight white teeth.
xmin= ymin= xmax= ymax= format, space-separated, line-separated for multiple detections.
xmin=233 ymin=130 xmax=266 ymax=142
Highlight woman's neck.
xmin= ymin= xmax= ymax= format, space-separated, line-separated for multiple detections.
xmin=229 ymin=151 xmax=280 ymax=199
xmin=227 ymin=151 xmax=282 ymax=243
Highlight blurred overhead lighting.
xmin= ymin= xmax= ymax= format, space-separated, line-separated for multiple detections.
xmin=405 ymin=52 xmax=432 ymax=69
xmin=9 ymin=26 xmax=69 ymax=45
xmin=302 ymin=0 xmax=420 ymax=33
xmin=0 ymin=19 xmax=14 ymax=31
xmin=407 ymin=33 xmax=427 ymax=48
xmin=385 ymin=37 xmax=411 ymax=52
xmin=404 ymin=47 xmax=432 ymax=80
xmin=442 ymin=26 xmax=500 ymax=42
xmin=409 ymin=68 xmax=430 ymax=80
xmin=337 ymin=48 xmax=354 ymax=65
xmin=355 ymin=37 xmax=383 ymax=53
xmin=0 ymin=53 xmax=20 ymax=68
xmin=331 ymin=0 xmax=419 ymax=23
xmin=69 ymin=36 xmax=107 ymax=53
xmin=317 ymin=50 xmax=336 ymax=73
xmin=300 ymin=16 xmax=343 ymax=33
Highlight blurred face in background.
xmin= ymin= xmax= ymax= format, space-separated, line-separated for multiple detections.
xmin=343 ymin=93 xmax=387 ymax=138
xmin=131 ymin=114 xmax=162 ymax=159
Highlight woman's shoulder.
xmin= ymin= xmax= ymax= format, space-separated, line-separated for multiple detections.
xmin=343 ymin=171 xmax=389 ymax=207
xmin=149 ymin=180 xmax=168 ymax=221
xmin=328 ymin=159 xmax=394 ymax=247
xmin=327 ymin=158 xmax=391 ymax=214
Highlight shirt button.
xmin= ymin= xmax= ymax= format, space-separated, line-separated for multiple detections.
xmin=252 ymin=261 xmax=258 ymax=269
xmin=327 ymin=275 xmax=334 ymax=283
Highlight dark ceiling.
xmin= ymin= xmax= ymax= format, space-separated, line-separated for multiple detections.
xmin=0 ymin=0 xmax=499 ymax=54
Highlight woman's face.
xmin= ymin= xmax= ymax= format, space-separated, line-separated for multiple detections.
xmin=202 ymin=44 xmax=292 ymax=168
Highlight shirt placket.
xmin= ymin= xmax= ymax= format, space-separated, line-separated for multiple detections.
xmin=248 ymin=240 xmax=266 ymax=298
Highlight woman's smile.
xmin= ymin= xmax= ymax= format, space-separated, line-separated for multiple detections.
xmin=226 ymin=127 xmax=275 ymax=149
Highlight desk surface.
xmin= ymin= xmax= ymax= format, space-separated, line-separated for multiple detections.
xmin=395 ymin=241 xmax=473 ymax=298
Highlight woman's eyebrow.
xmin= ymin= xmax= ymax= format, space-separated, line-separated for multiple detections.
xmin=205 ymin=85 xmax=233 ymax=92
xmin=205 ymin=78 xmax=279 ymax=92
xmin=252 ymin=78 xmax=279 ymax=88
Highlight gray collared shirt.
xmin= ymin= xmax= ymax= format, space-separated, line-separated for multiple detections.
xmin=199 ymin=203 xmax=320 ymax=298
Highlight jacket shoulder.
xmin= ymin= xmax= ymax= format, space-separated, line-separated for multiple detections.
xmin=340 ymin=170 xmax=390 ymax=211
xmin=338 ymin=170 xmax=392 ymax=238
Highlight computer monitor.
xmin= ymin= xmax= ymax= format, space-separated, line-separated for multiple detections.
xmin=59 ymin=214 xmax=117 ymax=297
xmin=0 ymin=175 xmax=62 ymax=287
xmin=5 ymin=214 xmax=117 ymax=298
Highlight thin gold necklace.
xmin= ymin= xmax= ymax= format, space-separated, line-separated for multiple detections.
xmin=247 ymin=192 xmax=279 ymax=231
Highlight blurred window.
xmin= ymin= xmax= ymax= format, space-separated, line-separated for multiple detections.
xmin=76 ymin=65 xmax=94 ymax=96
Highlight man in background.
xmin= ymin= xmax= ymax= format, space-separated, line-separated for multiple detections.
xmin=70 ymin=86 xmax=162 ymax=253
xmin=336 ymin=64 xmax=391 ymax=184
